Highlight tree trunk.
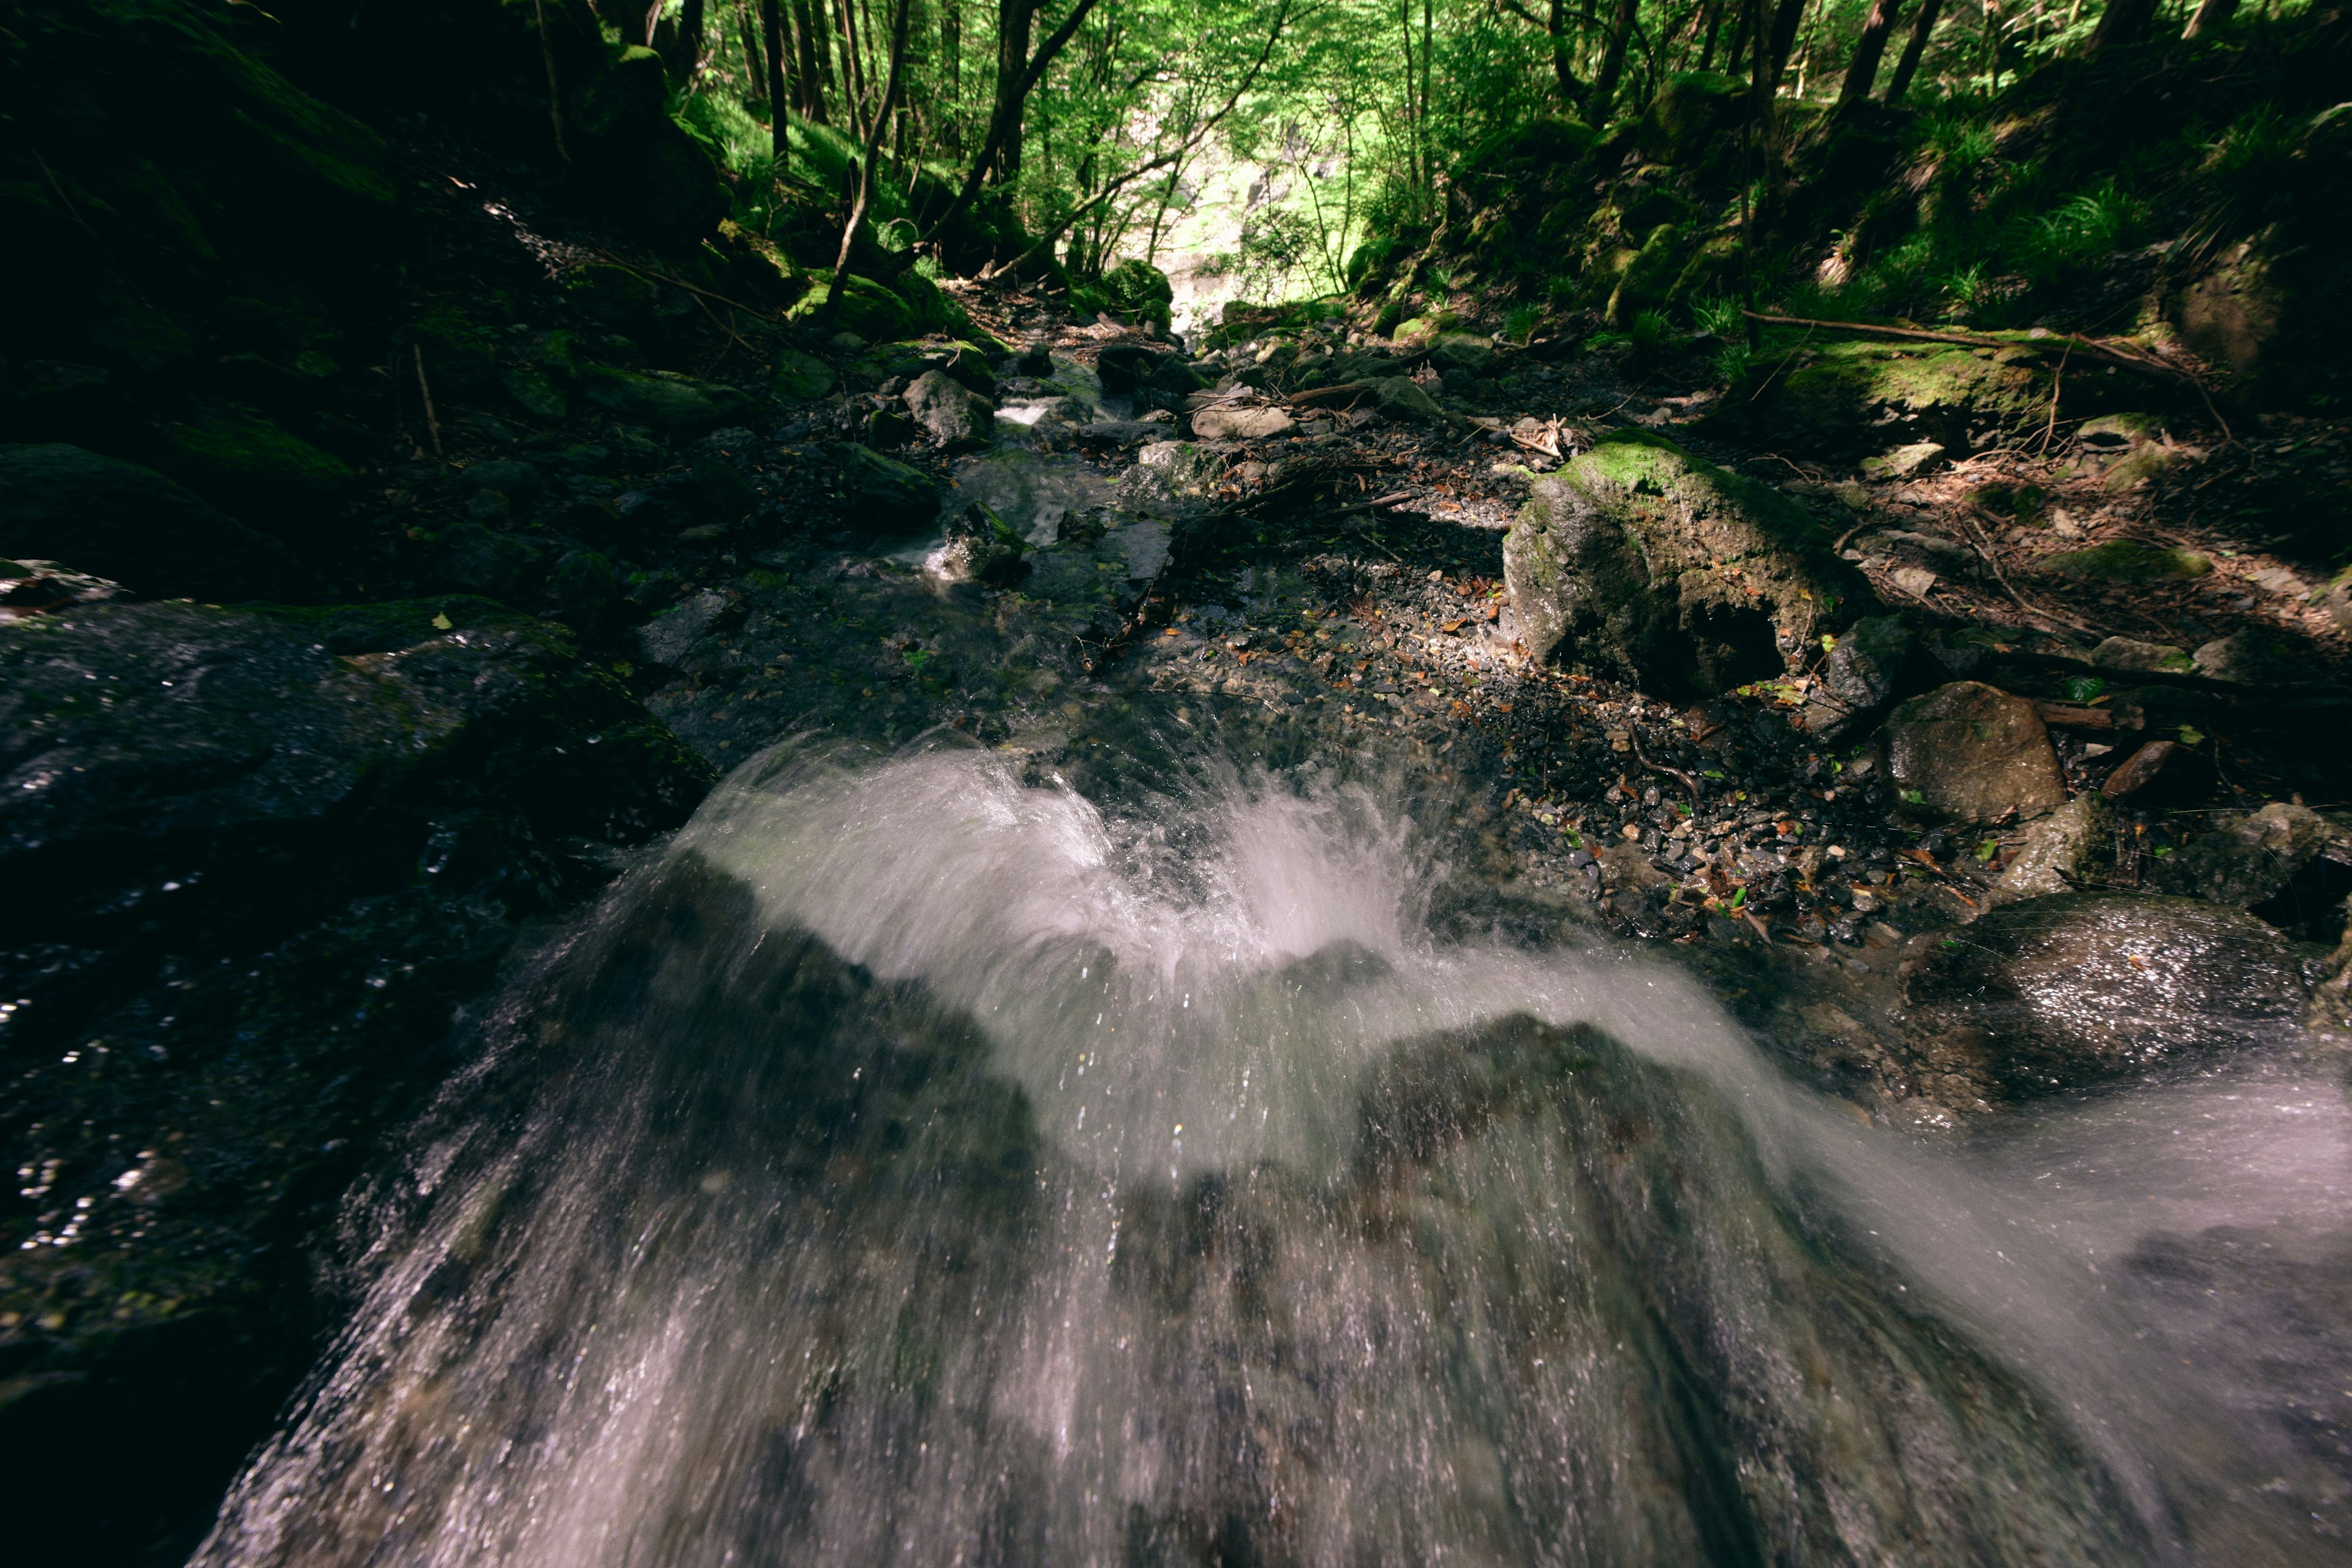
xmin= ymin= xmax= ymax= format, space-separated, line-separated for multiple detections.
xmin=793 ymin=0 xmax=831 ymax=121
xmin=761 ymin=0 xmax=790 ymax=161
xmin=1883 ymin=0 xmax=1939 ymax=99
xmin=1763 ymin=0 xmax=1808 ymax=91
xmin=2182 ymin=0 xmax=2237 ymax=37
xmin=1836 ymin=0 xmax=1902 ymax=104
xmin=992 ymin=0 xmax=1036 ymax=182
xmin=680 ymin=0 xmax=707 ymax=83
xmin=1698 ymin=0 xmax=1724 ymax=69
xmin=1547 ymin=0 xmax=1589 ymax=107
xmin=2089 ymin=0 xmax=2159 ymax=50
xmin=1588 ymin=0 xmax=1641 ymax=122
xmin=737 ymin=1 xmax=767 ymax=105
xmin=829 ymin=0 xmax=913 ymax=315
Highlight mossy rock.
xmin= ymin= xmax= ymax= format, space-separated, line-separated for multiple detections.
xmin=576 ymin=366 xmax=756 ymax=431
xmin=1639 ymin=72 xmax=1751 ymax=164
xmin=786 ymin=272 xmax=918 ymax=342
xmin=562 ymin=263 xmax=663 ymax=330
xmin=832 ymin=443 xmax=941 ymax=533
xmin=1504 ymin=429 xmax=1871 ymax=696
xmin=889 ymin=268 xmax=978 ymax=337
xmin=2045 ymin=540 xmax=2211 ymax=582
xmin=2099 ymin=447 xmax=2184 ymax=491
xmin=1606 ymin=224 xmax=1693 ymax=326
xmin=772 ymin=349 xmax=837 ymax=401
xmin=1100 ymin=258 xmax=1175 ymax=314
xmin=1709 ymin=339 xmax=2059 ymax=459
xmin=0 ymin=443 xmax=289 ymax=600
xmin=160 ymin=403 xmax=355 ymax=530
xmin=503 ymin=366 xmax=570 ymax=419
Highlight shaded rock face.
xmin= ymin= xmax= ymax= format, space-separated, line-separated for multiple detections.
xmin=1709 ymin=340 xmax=2092 ymax=459
xmin=0 ymin=444 xmax=288 ymax=600
xmin=1900 ymin=894 xmax=2306 ymax=1101
xmin=1504 ymin=431 xmax=1867 ymax=699
xmin=1885 ymin=681 xmax=2066 ymax=824
xmin=0 ymin=595 xmax=710 ymax=1566
xmin=1989 ymin=793 xmax=2116 ymax=905
xmin=2155 ymin=801 xmax=2352 ymax=938
xmin=902 ymin=369 xmax=995 ymax=452
xmin=832 ymin=442 xmax=943 ymax=533
xmin=1801 ymin=613 xmax=1920 ymax=736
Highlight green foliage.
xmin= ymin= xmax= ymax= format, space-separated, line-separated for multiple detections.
xmin=1691 ymin=295 xmax=1746 ymax=340
xmin=1502 ymin=304 xmax=1541 ymax=344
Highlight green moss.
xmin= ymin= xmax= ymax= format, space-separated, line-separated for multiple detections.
xmin=786 ymin=271 xmax=919 ymax=342
xmin=771 ymin=349 xmax=837 ymax=400
xmin=164 ymin=403 xmax=353 ymax=497
xmin=2046 ymin=540 xmax=2211 ymax=581
xmin=576 ymin=366 xmax=756 ymax=431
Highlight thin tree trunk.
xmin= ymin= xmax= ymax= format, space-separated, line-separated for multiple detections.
xmin=1698 ymin=0 xmax=1724 ymax=66
xmin=792 ymin=0 xmax=829 ymax=119
xmin=1837 ymin=0 xmax=1904 ymax=104
xmin=1763 ymin=0 xmax=1808 ymax=90
xmin=761 ymin=0 xmax=790 ymax=162
xmin=1547 ymin=0 xmax=1589 ymax=106
xmin=1883 ymin=0 xmax=1939 ymax=98
xmin=2182 ymin=0 xmax=2237 ymax=37
xmin=829 ymin=0 xmax=913 ymax=313
xmin=737 ymin=1 xmax=766 ymax=105
xmin=919 ymin=0 xmax=1102 ymax=243
xmin=1589 ymin=0 xmax=1641 ymax=121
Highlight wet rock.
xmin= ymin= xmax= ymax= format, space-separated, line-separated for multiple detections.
xmin=635 ymin=587 xmax=743 ymax=667
xmin=1128 ymin=440 xmax=1226 ymax=502
xmin=935 ymin=502 xmax=1028 ymax=585
xmin=437 ymin=522 xmax=546 ymax=600
xmin=578 ymin=365 xmax=757 ymax=432
xmin=1988 ymin=793 xmax=2115 ymax=905
xmin=832 ymin=443 xmax=942 ymax=534
xmin=1503 ymin=429 xmax=1869 ymax=698
xmin=1801 ymin=614 xmax=1920 ymax=737
xmin=903 ymin=369 xmax=995 ymax=452
xmin=1885 ymin=681 xmax=2066 ymax=824
xmin=2090 ymin=636 xmax=2193 ymax=673
xmin=1094 ymin=342 xmax=1166 ymax=396
xmin=2045 ymin=540 xmax=2211 ymax=582
xmin=1189 ymin=405 xmax=1295 ymax=441
xmin=1900 ymin=893 xmax=2305 ymax=1101
xmin=2154 ymin=801 xmax=2350 ymax=935
xmin=544 ymin=548 xmax=624 ymax=639
xmin=0 ymin=443 xmax=286 ymax=600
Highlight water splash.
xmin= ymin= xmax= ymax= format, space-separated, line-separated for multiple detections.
xmin=195 ymin=741 xmax=2352 ymax=1566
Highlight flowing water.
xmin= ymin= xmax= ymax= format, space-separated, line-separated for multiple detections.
xmin=196 ymin=729 xmax=2352 ymax=1567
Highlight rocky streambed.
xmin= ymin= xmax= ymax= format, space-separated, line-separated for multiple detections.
xmin=7 ymin=229 xmax=2352 ymax=1562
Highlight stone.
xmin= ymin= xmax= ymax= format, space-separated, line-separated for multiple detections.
xmin=1988 ymin=793 xmax=2115 ymax=905
xmin=1129 ymin=440 xmax=1226 ymax=499
xmin=1095 ymin=342 xmax=1166 ymax=395
xmin=1861 ymin=440 xmax=1948 ymax=480
xmin=2100 ymin=447 xmax=2183 ymax=491
xmin=2077 ymin=412 xmax=2167 ymax=447
xmin=1708 ymin=339 xmax=2057 ymax=459
xmin=1502 ymin=430 xmax=1870 ymax=698
xmin=1888 ymin=565 xmax=1939 ymax=598
xmin=1429 ymin=333 xmax=1496 ymax=379
xmin=2045 ymin=540 xmax=2210 ymax=582
xmin=772 ymin=349 xmax=837 ymax=401
xmin=157 ymin=402 xmax=356 ymax=533
xmin=2154 ymin=801 xmax=2337 ymax=910
xmin=935 ymin=502 xmax=1029 ymax=585
xmin=461 ymin=459 xmax=541 ymax=498
xmin=635 ymin=588 xmax=742 ymax=667
xmin=902 ymin=369 xmax=995 ymax=452
xmin=0 ymin=443 xmax=287 ymax=599
xmin=2193 ymin=628 xmax=2289 ymax=683
xmin=1884 ymin=681 xmax=2067 ymax=824
xmin=1189 ymin=406 xmax=1295 ymax=441
xmin=1899 ymin=893 xmax=2305 ymax=1101
xmin=1801 ymin=614 xmax=1918 ymax=736
xmin=578 ymin=366 xmax=757 ymax=432
xmin=438 ymin=523 xmax=546 ymax=600
xmin=832 ymin=443 xmax=941 ymax=533
xmin=784 ymin=272 xmax=918 ymax=341
xmin=2090 ymin=636 xmax=2193 ymax=673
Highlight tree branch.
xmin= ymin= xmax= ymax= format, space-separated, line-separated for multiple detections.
xmin=919 ymin=0 xmax=1106 ymax=246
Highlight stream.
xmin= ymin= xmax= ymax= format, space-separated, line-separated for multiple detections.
xmin=193 ymin=723 xmax=2350 ymax=1566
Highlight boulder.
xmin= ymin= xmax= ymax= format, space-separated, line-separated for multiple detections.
xmin=0 ymin=443 xmax=286 ymax=599
xmin=1363 ymin=375 xmax=1452 ymax=424
xmin=935 ymin=502 xmax=1029 ymax=584
xmin=157 ymin=402 xmax=355 ymax=536
xmin=1502 ymin=431 xmax=1869 ymax=698
xmin=1428 ymin=333 xmax=1496 ymax=379
xmin=902 ymin=369 xmax=995 ymax=452
xmin=1861 ymin=440 xmax=1948 ymax=480
xmin=2154 ymin=801 xmax=2348 ymax=935
xmin=1884 ymin=681 xmax=2067 ymax=824
xmin=832 ymin=443 xmax=941 ymax=533
xmin=783 ymin=271 xmax=918 ymax=341
xmin=1900 ymin=893 xmax=2305 ymax=1101
xmin=1987 ymin=793 xmax=2115 ymax=905
xmin=772 ymin=349 xmax=837 ymax=400
xmin=1094 ymin=342 xmax=1166 ymax=396
xmin=1127 ymin=440 xmax=1226 ymax=500
xmin=1799 ymin=614 xmax=1920 ymax=736
xmin=578 ymin=366 xmax=757 ymax=432
xmin=1709 ymin=339 xmax=2070 ymax=460
xmin=2192 ymin=628 xmax=2290 ymax=683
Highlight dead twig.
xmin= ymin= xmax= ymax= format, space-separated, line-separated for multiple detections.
xmin=413 ymin=345 xmax=443 ymax=458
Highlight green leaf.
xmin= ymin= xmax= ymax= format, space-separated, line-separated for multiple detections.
xmin=1730 ymin=888 xmax=1747 ymax=908
xmin=1901 ymin=788 xmax=1926 ymax=804
xmin=1975 ymin=839 xmax=2000 ymax=862
xmin=2065 ymin=675 xmax=2106 ymax=702
xmin=2176 ymin=725 xmax=2206 ymax=745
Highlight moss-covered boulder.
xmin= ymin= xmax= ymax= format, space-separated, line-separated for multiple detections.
xmin=1605 ymin=223 xmax=1694 ymax=326
xmin=1096 ymin=258 xmax=1177 ymax=334
xmin=1708 ymin=339 xmax=2065 ymax=459
xmin=1638 ymin=72 xmax=1750 ymax=164
xmin=1502 ymin=430 xmax=1870 ymax=696
xmin=577 ymin=366 xmax=757 ymax=431
xmin=833 ymin=443 xmax=941 ymax=533
xmin=786 ymin=271 xmax=919 ymax=342
xmin=158 ymin=403 xmax=356 ymax=535
xmin=0 ymin=444 xmax=289 ymax=599
xmin=771 ymin=349 xmax=837 ymax=401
